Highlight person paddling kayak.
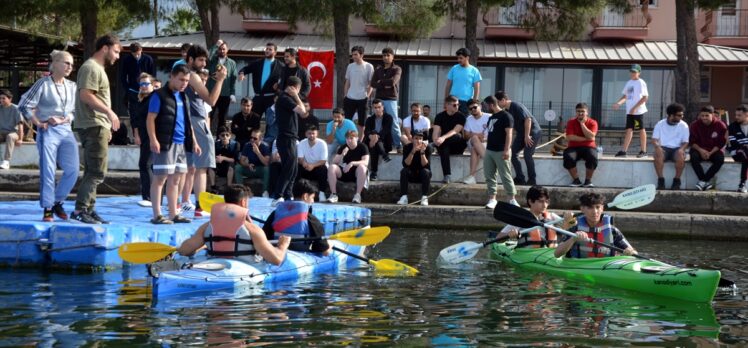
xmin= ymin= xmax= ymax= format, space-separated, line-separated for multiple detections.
xmin=176 ymin=184 xmax=291 ymax=265
xmin=554 ymin=192 xmax=638 ymax=258
xmin=496 ymin=185 xmax=574 ymax=248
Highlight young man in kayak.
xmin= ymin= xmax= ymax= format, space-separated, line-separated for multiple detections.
xmin=496 ymin=186 xmax=574 ymax=248
xmin=263 ymin=179 xmax=332 ymax=255
xmin=176 ymin=184 xmax=291 ymax=265
xmin=554 ymin=192 xmax=638 ymax=258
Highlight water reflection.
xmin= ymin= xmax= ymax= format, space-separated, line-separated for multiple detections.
xmin=0 ymin=231 xmax=745 ymax=346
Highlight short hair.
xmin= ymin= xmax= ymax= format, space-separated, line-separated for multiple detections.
xmin=575 ymin=102 xmax=589 ymax=111
xmin=351 ymin=45 xmax=364 ymax=55
xmin=0 ymin=89 xmax=12 ymax=99
xmin=241 ymin=97 xmax=251 ymax=104
xmin=345 ymin=130 xmax=358 ymax=138
xmin=444 ymin=95 xmax=458 ymax=103
xmin=171 ymin=64 xmax=190 ymax=76
xmin=266 ymin=42 xmax=277 ymax=51
xmin=423 ymin=104 xmax=431 ymax=109
xmin=186 ymin=45 xmax=209 ymax=62
xmin=579 ymin=192 xmax=605 ymax=207
xmin=217 ymin=125 xmax=231 ymax=135
xmin=371 ymin=98 xmax=383 ymax=105
xmin=306 ymin=124 xmax=319 ymax=132
xmin=219 ymin=40 xmax=228 ymax=48
xmin=293 ymin=179 xmax=318 ymax=198
xmin=129 ymin=42 xmax=142 ymax=52
xmin=284 ymin=47 xmax=298 ymax=58
xmin=456 ymin=47 xmax=471 ymax=57
xmin=332 ymin=107 xmax=344 ymax=115
xmin=138 ymin=72 xmax=152 ymax=82
xmin=526 ymin=185 xmax=549 ymax=206
xmin=483 ymin=95 xmax=498 ymax=105
xmin=225 ymin=184 xmax=251 ymax=204
xmin=467 ymin=98 xmax=480 ymax=107
xmin=251 ymin=128 xmax=263 ymax=136
xmin=700 ymin=105 xmax=715 ymax=114
xmin=382 ymin=47 xmax=394 ymax=55
xmin=95 ymin=34 xmax=120 ymax=52
xmin=286 ymin=76 xmax=301 ymax=88
xmin=666 ymin=103 xmax=685 ymax=116
xmin=736 ymin=104 xmax=748 ymax=112
xmin=49 ymin=50 xmax=73 ymax=71
xmin=152 ymin=78 xmax=161 ymax=85
xmin=410 ymin=102 xmax=422 ymax=109
xmin=180 ymin=43 xmax=192 ymax=52
xmin=495 ymin=90 xmax=509 ymax=101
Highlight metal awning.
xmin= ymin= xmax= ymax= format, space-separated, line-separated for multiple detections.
xmin=127 ymin=32 xmax=748 ymax=65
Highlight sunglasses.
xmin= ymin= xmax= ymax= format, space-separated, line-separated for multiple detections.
xmin=139 ymin=82 xmax=151 ymax=87
xmin=469 ymin=106 xmax=479 ymax=110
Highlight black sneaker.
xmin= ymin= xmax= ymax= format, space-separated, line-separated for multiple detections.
xmin=570 ymin=178 xmax=583 ymax=187
xmin=89 ymin=210 xmax=110 ymax=224
xmin=636 ymin=151 xmax=647 ymax=158
xmin=42 ymin=209 xmax=54 ymax=222
xmin=513 ymin=177 xmax=527 ymax=185
xmin=383 ymin=156 xmax=392 ymax=163
xmin=657 ymin=177 xmax=665 ymax=190
xmin=71 ymin=211 xmax=101 ymax=224
xmin=615 ymin=151 xmax=627 ymax=157
xmin=370 ymin=172 xmax=378 ymax=181
xmin=52 ymin=202 xmax=68 ymax=220
xmin=526 ymin=178 xmax=537 ymax=186
xmin=671 ymin=178 xmax=681 ymax=190
xmin=583 ymin=179 xmax=595 ymax=187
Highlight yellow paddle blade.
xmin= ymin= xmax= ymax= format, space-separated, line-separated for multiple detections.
xmin=199 ymin=191 xmax=224 ymax=213
xmin=329 ymin=226 xmax=391 ymax=246
xmin=118 ymin=242 xmax=177 ymax=264
xmin=369 ymin=258 xmax=419 ymax=276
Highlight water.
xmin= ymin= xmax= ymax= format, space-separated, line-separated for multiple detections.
xmin=1 ymin=229 xmax=746 ymax=346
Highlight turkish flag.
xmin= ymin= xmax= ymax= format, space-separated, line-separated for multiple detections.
xmin=298 ymin=49 xmax=334 ymax=109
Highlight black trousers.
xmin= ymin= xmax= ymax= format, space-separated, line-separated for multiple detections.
xmin=298 ymin=164 xmax=329 ymax=192
xmin=400 ymin=168 xmax=431 ymax=196
xmin=210 ymin=95 xmax=231 ymax=134
xmin=690 ymin=149 xmax=724 ymax=182
xmin=343 ymin=97 xmax=368 ymax=126
xmin=273 ymin=136 xmax=298 ymax=199
xmin=436 ymin=135 xmax=467 ymax=176
xmin=268 ymin=162 xmax=282 ymax=194
xmin=137 ymin=127 xmax=152 ymax=201
xmin=252 ymin=95 xmax=276 ymax=118
xmin=368 ymin=141 xmax=390 ymax=173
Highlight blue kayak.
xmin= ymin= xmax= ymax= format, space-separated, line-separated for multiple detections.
xmin=152 ymin=240 xmax=365 ymax=298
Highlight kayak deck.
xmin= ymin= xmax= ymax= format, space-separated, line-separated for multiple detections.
xmin=489 ymin=242 xmax=720 ymax=303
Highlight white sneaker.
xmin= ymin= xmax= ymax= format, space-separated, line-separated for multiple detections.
xmin=443 ymin=175 xmax=452 ymax=184
xmin=271 ymin=197 xmax=284 ymax=207
xmin=396 ymin=195 xmax=408 ymax=205
xmin=137 ymin=200 xmax=152 ymax=207
xmin=352 ymin=193 xmax=362 ymax=204
xmin=327 ymin=194 xmax=339 ymax=203
xmin=318 ymin=192 xmax=327 ymax=202
xmin=181 ymin=201 xmax=195 ymax=212
xmin=509 ymin=199 xmax=520 ymax=207
xmin=462 ymin=175 xmax=476 ymax=185
xmin=420 ymin=196 xmax=429 ymax=206
xmin=695 ymin=181 xmax=707 ymax=191
xmin=262 ymin=191 xmax=269 ymax=198
xmin=0 ymin=160 xmax=9 ymax=170
xmin=485 ymin=198 xmax=498 ymax=209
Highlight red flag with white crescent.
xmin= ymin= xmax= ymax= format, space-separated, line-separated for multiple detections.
xmin=298 ymin=49 xmax=334 ymax=109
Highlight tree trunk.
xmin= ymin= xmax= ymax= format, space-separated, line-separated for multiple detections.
xmin=196 ymin=0 xmax=213 ymax=47
xmin=332 ymin=7 xmax=350 ymax=107
xmin=208 ymin=0 xmax=220 ymax=46
xmin=80 ymin=1 xmax=99 ymax=59
xmin=675 ymin=0 xmax=701 ymax=122
xmin=465 ymin=0 xmax=479 ymax=66
xmin=153 ymin=0 xmax=159 ymax=36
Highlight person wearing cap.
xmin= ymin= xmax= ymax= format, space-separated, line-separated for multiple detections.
xmin=444 ymin=48 xmax=482 ymax=114
xmin=396 ymin=130 xmax=432 ymax=206
xmin=613 ymin=64 xmax=649 ymax=158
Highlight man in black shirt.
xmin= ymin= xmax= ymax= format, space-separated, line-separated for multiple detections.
xmin=271 ymin=76 xmax=306 ymax=206
xmin=363 ymin=99 xmax=394 ymax=180
xmin=483 ymin=96 xmax=518 ymax=210
xmin=496 ymin=90 xmax=542 ymax=185
xmin=396 ymin=130 xmax=431 ymax=206
xmin=279 ymin=48 xmax=311 ymax=98
xmin=432 ymin=95 xmax=467 ymax=183
xmin=230 ymin=97 xmax=261 ymax=149
xmin=238 ymin=42 xmax=284 ymax=117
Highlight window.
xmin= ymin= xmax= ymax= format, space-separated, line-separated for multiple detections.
xmin=601 ymin=67 xmax=674 ymax=129
xmin=408 ymin=64 xmax=495 ymax=112
xmin=701 ymin=66 xmax=711 ymax=102
xmin=640 ymin=0 xmax=657 ymax=7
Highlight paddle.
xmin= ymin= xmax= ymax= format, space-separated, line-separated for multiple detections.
xmin=332 ymin=246 xmax=419 ymax=276
xmin=118 ymin=226 xmax=391 ymax=264
xmin=437 ymin=184 xmax=656 ymax=264
xmin=493 ymin=201 xmax=736 ymax=288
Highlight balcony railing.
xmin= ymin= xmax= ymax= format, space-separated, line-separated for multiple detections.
xmin=590 ymin=2 xmax=651 ymax=41
xmin=703 ymin=8 xmax=748 ymax=37
xmin=241 ymin=12 xmax=292 ymax=34
xmin=483 ymin=3 xmax=537 ymax=40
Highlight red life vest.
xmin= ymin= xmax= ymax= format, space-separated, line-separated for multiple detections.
xmin=517 ymin=212 xmax=558 ymax=248
xmin=572 ymin=215 xmax=615 ymax=258
xmin=203 ymin=203 xmax=255 ymax=261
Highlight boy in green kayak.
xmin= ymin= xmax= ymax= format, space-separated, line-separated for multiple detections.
xmin=496 ymin=185 xmax=574 ymax=248
xmin=554 ymin=192 xmax=638 ymax=258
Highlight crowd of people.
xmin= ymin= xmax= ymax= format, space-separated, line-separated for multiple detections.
xmin=1 ymin=35 xmax=747 ymax=225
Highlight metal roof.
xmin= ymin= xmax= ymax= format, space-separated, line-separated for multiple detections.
xmin=127 ymin=32 xmax=748 ymax=64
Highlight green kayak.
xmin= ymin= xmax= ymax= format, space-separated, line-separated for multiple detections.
xmin=489 ymin=242 xmax=721 ymax=303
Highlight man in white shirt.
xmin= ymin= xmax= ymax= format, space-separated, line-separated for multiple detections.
xmin=401 ymin=102 xmax=431 ymax=146
xmin=613 ymin=64 xmax=649 ymax=158
xmin=462 ymin=99 xmax=490 ymax=185
xmin=297 ymin=125 xmax=329 ymax=201
xmin=652 ymin=103 xmax=690 ymax=190
xmin=343 ymin=45 xmax=374 ymax=136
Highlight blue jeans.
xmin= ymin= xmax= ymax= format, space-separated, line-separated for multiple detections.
xmin=381 ymin=100 xmax=402 ymax=149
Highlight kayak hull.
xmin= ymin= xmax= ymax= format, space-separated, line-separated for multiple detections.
xmin=489 ymin=242 xmax=720 ymax=303
xmin=153 ymin=240 xmax=364 ymax=298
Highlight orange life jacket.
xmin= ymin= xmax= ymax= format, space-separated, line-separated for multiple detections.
xmin=517 ymin=212 xmax=558 ymax=248
xmin=203 ymin=203 xmax=255 ymax=261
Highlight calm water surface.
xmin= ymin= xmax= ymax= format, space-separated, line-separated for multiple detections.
xmin=1 ymin=229 xmax=746 ymax=347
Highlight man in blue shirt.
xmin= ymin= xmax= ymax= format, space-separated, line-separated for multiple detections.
xmin=234 ymin=129 xmax=271 ymax=197
xmin=325 ymin=107 xmax=358 ymax=157
xmin=120 ymin=42 xmax=155 ymax=122
xmin=444 ymin=48 xmax=481 ymax=114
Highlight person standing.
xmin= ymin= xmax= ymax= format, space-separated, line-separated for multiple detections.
xmin=119 ymin=42 xmax=155 ymax=122
xmin=0 ymin=89 xmax=23 ymax=170
xmin=130 ymin=73 xmax=156 ymax=207
xmin=432 ymin=95 xmax=467 ymax=183
xmin=239 ymin=42 xmax=284 ymax=118
xmin=496 ymin=90 xmax=541 ymax=185
xmin=271 ymin=76 xmax=306 ymax=206
xmin=71 ymin=34 xmax=121 ymax=224
xmin=207 ymin=39 xmax=237 ymax=134
xmin=613 ymin=64 xmax=649 ymax=158
xmin=371 ymin=47 xmax=402 ymax=152
xmin=18 ymin=50 xmax=79 ymax=221
xmin=482 ymin=96 xmax=517 ymax=210
xmin=279 ymin=48 xmax=311 ymax=99
xmin=689 ymin=105 xmax=727 ymax=191
xmin=343 ymin=46 xmax=374 ymax=136
xmin=444 ymin=48 xmax=481 ymax=114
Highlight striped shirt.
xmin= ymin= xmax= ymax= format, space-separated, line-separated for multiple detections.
xmin=19 ymin=76 xmax=77 ymax=123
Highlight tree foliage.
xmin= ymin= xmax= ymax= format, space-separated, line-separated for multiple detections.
xmin=163 ymin=8 xmax=202 ymax=35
